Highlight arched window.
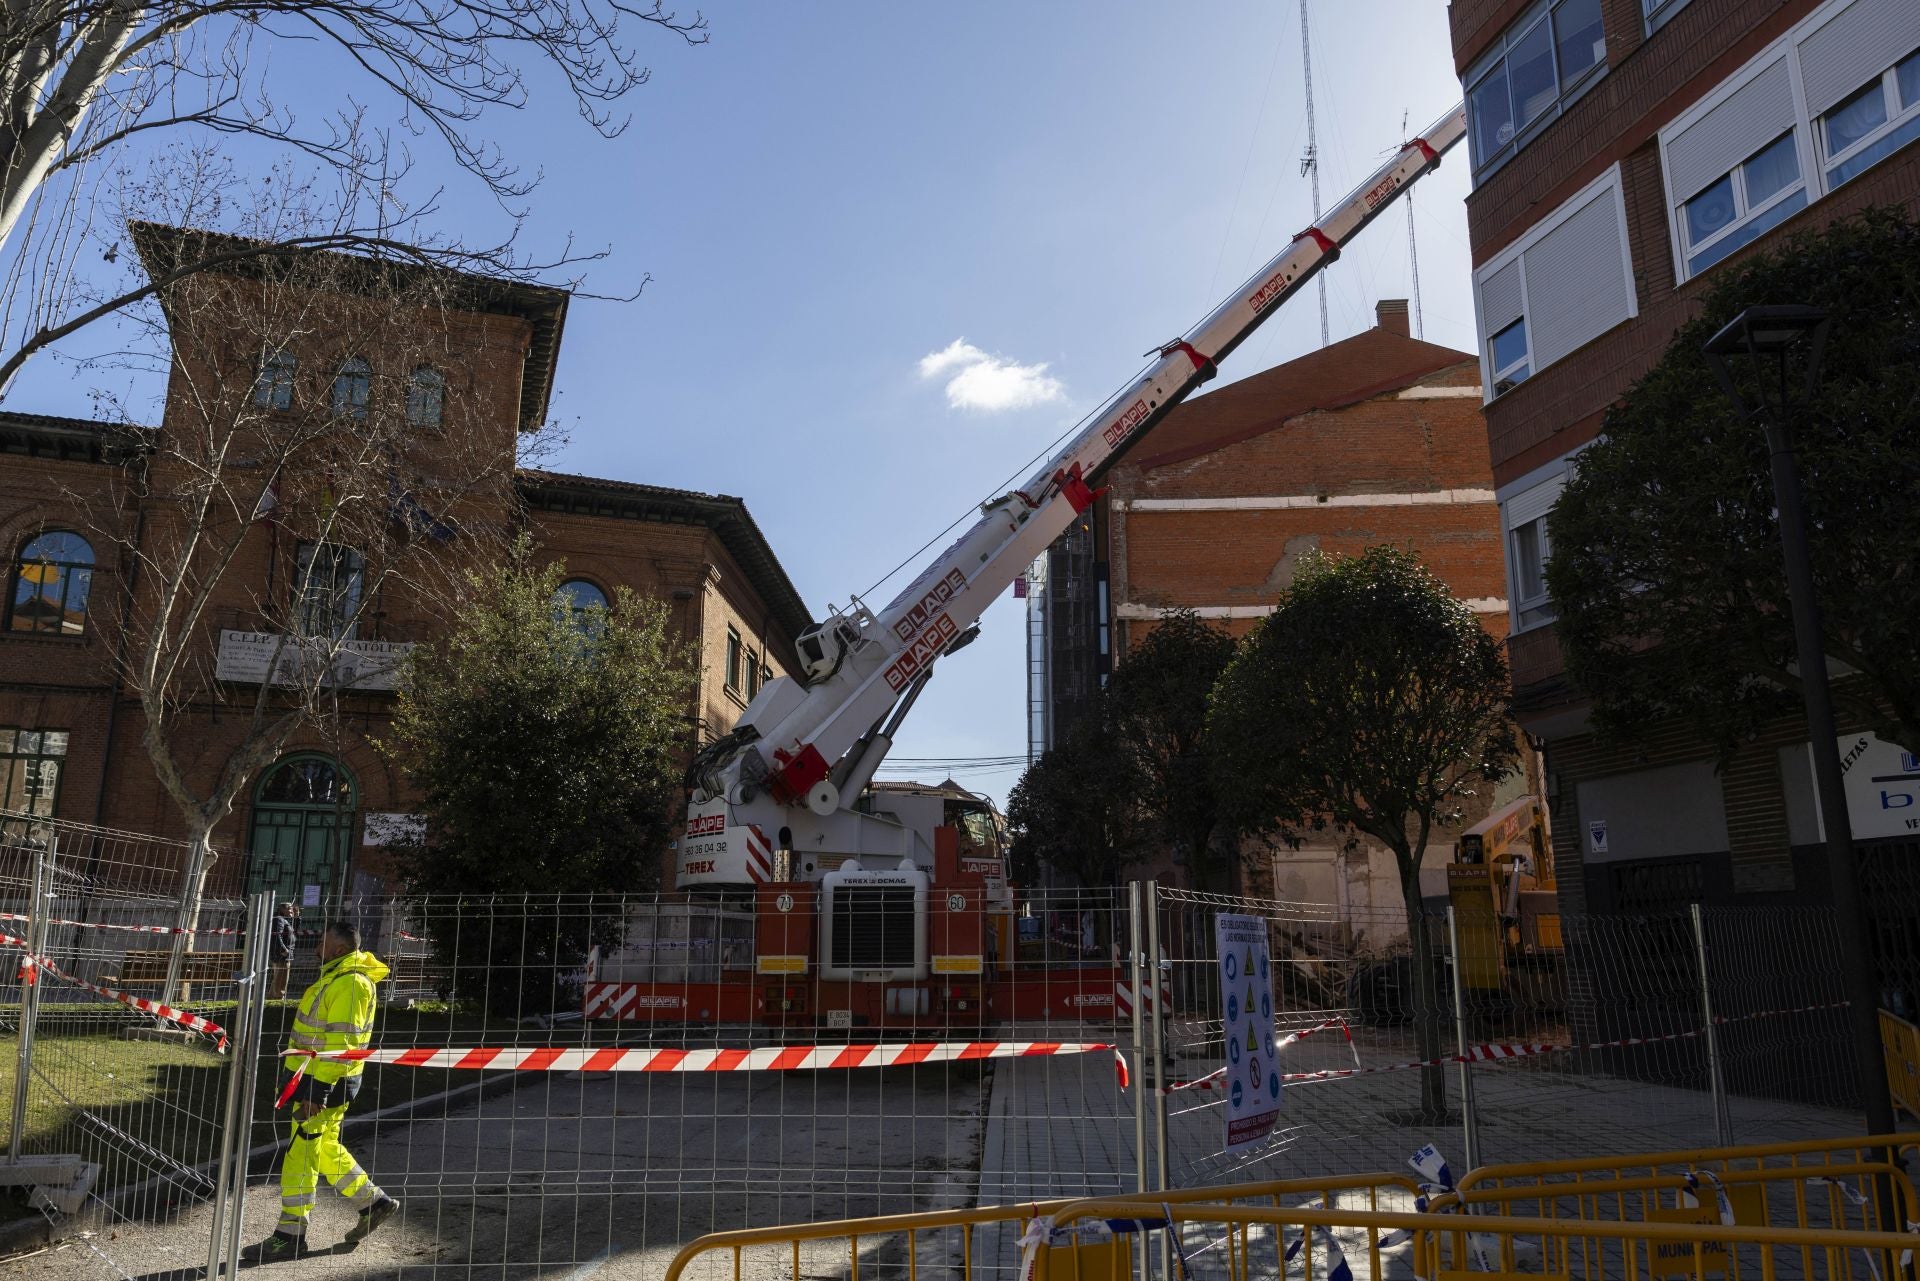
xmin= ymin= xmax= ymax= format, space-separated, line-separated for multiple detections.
xmin=332 ymin=356 xmax=371 ymax=420
xmin=255 ymin=349 xmax=296 ymax=410
xmin=554 ymin=578 xmax=609 ymax=632
xmin=406 ymin=366 xmax=444 ymax=428
xmin=8 ymin=531 xmax=95 ymax=636
xmin=257 ymin=755 xmax=355 ymax=806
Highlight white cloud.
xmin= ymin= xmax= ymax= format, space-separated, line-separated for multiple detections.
xmin=916 ymin=337 xmax=1064 ymax=412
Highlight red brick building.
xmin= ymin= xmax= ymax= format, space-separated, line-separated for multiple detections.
xmin=1450 ymin=0 xmax=1920 ymax=912
xmin=1027 ymin=301 xmax=1525 ymax=914
xmin=0 ymin=231 xmax=808 ymax=903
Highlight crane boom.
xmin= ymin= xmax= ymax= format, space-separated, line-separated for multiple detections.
xmin=681 ymin=102 xmax=1467 ymax=894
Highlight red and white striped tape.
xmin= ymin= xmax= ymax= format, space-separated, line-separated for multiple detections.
xmin=290 ymin=1038 xmax=1129 ymax=1084
xmin=1167 ymin=1001 xmax=1848 ymax=1091
xmin=1166 ymin=1018 xmax=1359 ymax=1093
xmin=0 ymin=913 xmax=431 ymax=944
xmin=0 ymin=932 xmax=229 ymax=1052
xmin=0 ymin=912 xmax=242 ymax=936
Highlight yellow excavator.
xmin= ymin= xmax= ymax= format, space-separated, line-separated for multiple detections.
xmin=1448 ymin=796 xmax=1562 ymax=997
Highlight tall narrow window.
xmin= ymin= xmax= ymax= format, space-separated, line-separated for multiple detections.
xmin=294 ymin=543 xmax=365 ymax=640
xmin=8 ymin=531 xmax=94 ymax=636
xmin=255 ymin=349 xmax=296 ymax=410
xmin=725 ymin=627 xmax=743 ymax=693
xmin=745 ymin=650 xmax=761 ymax=699
xmin=406 ymin=366 xmax=445 ymax=428
xmin=554 ymin=578 xmax=608 ymax=634
xmin=0 ymin=728 xmax=67 ymax=833
xmin=332 ymin=357 xmax=371 ymax=420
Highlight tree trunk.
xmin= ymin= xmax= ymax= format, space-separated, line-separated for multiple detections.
xmin=1401 ymin=865 xmax=1448 ymax=1121
xmin=160 ymin=826 xmax=215 ymax=1009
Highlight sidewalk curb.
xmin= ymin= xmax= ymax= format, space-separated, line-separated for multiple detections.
xmin=0 ymin=1208 xmax=56 ymax=1257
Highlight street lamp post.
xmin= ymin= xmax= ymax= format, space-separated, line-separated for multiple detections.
xmin=1701 ymin=305 xmax=1895 ymax=1143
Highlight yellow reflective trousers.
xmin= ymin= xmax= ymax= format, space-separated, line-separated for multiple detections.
xmin=278 ymin=1102 xmax=381 ymax=1237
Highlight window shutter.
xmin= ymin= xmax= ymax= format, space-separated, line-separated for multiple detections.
xmin=1665 ymin=59 xmax=1796 ymax=202
xmin=1504 ymin=472 xmax=1565 ymax=531
xmin=1477 ymin=259 xmax=1524 ymax=335
xmin=1799 ymin=0 xmax=1920 ymax=116
xmin=1521 ymin=187 xmax=1632 ymax=368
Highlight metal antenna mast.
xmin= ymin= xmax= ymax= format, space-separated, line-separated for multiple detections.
xmin=1404 ymin=109 xmax=1425 ymax=339
xmin=1300 ymin=0 xmax=1327 ymax=347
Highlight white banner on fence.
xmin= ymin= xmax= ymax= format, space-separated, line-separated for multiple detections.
xmin=1215 ymin=912 xmax=1283 ymax=1152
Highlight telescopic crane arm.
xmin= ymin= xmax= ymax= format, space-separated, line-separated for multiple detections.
xmin=681 ymin=103 xmax=1467 ymax=891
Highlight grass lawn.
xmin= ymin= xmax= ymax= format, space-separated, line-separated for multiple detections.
xmin=0 ymin=995 xmax=617 ymax=1198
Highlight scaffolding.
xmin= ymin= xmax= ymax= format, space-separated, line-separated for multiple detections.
xmin=1024 ymin=511 xmax=1108 ymax=769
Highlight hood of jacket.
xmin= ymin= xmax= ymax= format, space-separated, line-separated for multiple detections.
xmin=322 ymin=949 xmax=390 ymax=984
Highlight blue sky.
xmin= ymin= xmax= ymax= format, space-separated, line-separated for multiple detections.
xmin=8 ymin=2 xmax=1477 ymax=804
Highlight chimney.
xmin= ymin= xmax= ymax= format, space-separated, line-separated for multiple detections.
xmin=1375 ymin=298 xmax=1411 ymax=337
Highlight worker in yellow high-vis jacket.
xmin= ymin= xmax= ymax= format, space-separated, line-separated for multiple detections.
xmin=247 ymin=920 xmax=400 ymax=1261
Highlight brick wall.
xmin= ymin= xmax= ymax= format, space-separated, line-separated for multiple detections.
xmin=0 ymin=266 xmax=804 ymax=893
xmin=1108 ymin=334 xmax=1506 ymax=653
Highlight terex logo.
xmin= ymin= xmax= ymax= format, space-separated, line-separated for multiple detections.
xmin=686 ymin=814 xmax=725 ymax=836
xmin=893 ymin=569 xmax=968 ymax=642
xmin=682 ymin=860 xmax=717 ymax=876
xmin=883 ymin=613 xmax=959 ymax=692
xmin=1102 ymin=399 xmax=1151 ymax=449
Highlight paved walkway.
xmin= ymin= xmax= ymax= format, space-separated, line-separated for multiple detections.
xmin=10 ymin=1065 xmax=990 ymax=1281
xmin=966 ymin=1019 xmax=1908 ymax=1280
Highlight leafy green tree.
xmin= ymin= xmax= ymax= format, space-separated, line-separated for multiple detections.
xmin=1548 ymin=208 xmax=1920 ymax=755
xmin=381 ymin=546 xmax=695 ymax=1016
xmin=1210 ymin=546 xmax=1518 ymax=1119
xmin=1006 ymin=708 xmax=1147 ymax=889
xmin=1106 ymin=609 xmax=1239 ymax=891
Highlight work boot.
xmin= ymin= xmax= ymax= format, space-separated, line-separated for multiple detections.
xmin=243 ymin=1232 xmax=305 ymax=1264
xmin=345 ymin=1195 xmax=400 ymax=1244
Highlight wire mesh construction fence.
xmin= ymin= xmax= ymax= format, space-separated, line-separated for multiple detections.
xmin=0 ymin=830 xmax=1887 ymax=1281
xmin=0 ymin=809 xmax=244 ymax=1237
xmin=1140 ymin=883 xmax=1865 ymax=1201
xmin=2 ymin=856 xmax=1152 ymax=1280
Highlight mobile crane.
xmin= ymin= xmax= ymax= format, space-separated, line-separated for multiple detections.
xmin=591 ymin=103 xmax=1469 ymax=1032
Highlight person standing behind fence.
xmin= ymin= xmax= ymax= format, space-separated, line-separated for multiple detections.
xmin=246 ymin=920 xmax=401 ymax=1261
xmin=270 ymin=903 xmax=297 ymax=999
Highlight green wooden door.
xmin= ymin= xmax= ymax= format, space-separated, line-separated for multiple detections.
xmin=246 ymin=755 xmax=356 ymax=909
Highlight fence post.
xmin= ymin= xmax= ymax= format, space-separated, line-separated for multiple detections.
xmin=1445 ymin=906 xmax=1480 ymax=1170
xmin=223 ymin=890 xmax=275 ymax=1281
xmin=1128 ymin=881 xmax=1147 ymax=1197
xmin=8 ymin=841 xmax=50 ymax=1164
xmin=1145 ymin=881 xmax=1172 ymax=1281
xmin=1146 ymin=881 xmax=1170 ymax=1194
xmin=1690 ymin=903 xmax=1735 ymax=1147
xmin=206 ymin=890 xmax=274 ymax=1280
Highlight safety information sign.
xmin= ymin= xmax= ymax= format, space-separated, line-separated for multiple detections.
xmin=1215 ymin=912 xmax=1283 ymax=1151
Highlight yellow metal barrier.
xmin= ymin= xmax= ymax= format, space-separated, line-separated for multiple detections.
xmin=663 ymin=1137 xmax=1920 ymax=1281
xmin=1883 ymin=1010 xmax=1920 ymax=1122
xmin=1445 ymin=1133 xmax=1917 ymax=1222
xmin=1035 ymin=1200 xmax=1920 ymax=1281
xmin=1424 ymin=1135 xmax=1918 ymax=1281
xmin=660 ymin=1171 xmax=1423 ymax=1281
